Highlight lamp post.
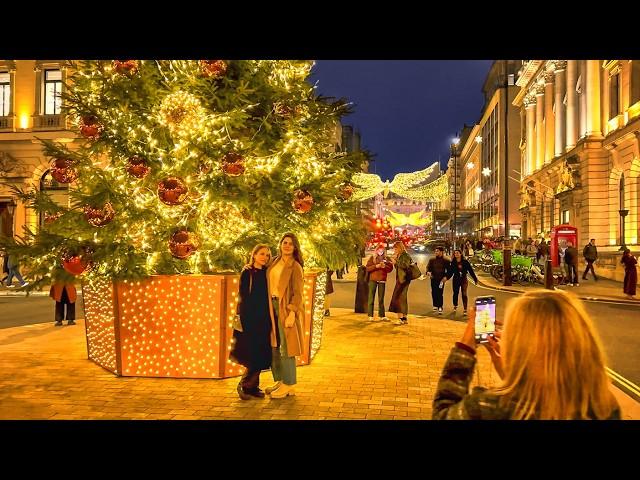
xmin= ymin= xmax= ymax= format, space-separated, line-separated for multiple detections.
xmin=619 ymin=209 xmax=629 ymax=251
xmin=502 ymin=60 xmax=512 ymax=286
xmin=451 ymin=137 xmax=460 ymax=251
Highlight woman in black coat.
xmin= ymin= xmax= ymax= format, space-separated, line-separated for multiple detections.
xmin=445 ymin=248 xmax=479 ymax=316
xmin=230 ymin=244 xmax=273 ymax=400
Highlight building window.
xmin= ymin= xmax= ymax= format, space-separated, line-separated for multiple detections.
xmin=0 ymin=72 xmax=9 ymax=116
xmin=609 ymin=73 xmax=620 ymax=120
xmin=561 ymin=209 xmax=570 ymax=224
xmin=631 ymin=61 xmax=640 ymax=106
xmin=44 ymin=69 xmax=62 ymax=115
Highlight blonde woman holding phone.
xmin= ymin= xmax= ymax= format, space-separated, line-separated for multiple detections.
xmin=433 ymin=289 xmax=620 ymax=420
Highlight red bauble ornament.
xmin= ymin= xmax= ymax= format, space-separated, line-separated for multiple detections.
xmin=221 ymin=152 xmax=245 ymax=177
xmin=79 ymin=115 xmax=103 ymax=140
xmin=50 ymin=158 xmax=78 ymax=183
xmin=127 ymin=155 xmax=151 ymax=179
xmin=61 ymin=250 xmax=92 ymax=276
xmin=158 ymin=177 xmax=188 ymax=205
xmin=339 ymin=184 xmax=354 ymax=200
xmin=292 ymin=189 xmax=314 ymax=213
xmin=199 ymin=60 xmax=228 ymax=78
xmin=169 ymin=229 xmax=200 ymax=259
xmin=84 ymin=202 xmax=115 ymax=227
xmin=112 ymin=60 xmax=139 ymax=76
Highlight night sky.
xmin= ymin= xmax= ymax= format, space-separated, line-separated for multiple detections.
xmin=309 ymin=60 xmax=493 ymax=180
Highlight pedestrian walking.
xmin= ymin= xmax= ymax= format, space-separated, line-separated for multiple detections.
xmin=388 ymin=241 xmax=411 ymax=325
xmin=426 ymin=246 xmax=451 ymax=315
xmin=621 ymin=249 xmax=637 ymax=300
xmin=432 ymin=289 xmax=620 ymax=419
xmin=1 ymin=249 xmax=8 ymax=284
xmin=50 ymin=281 xmax=77 ymax=326
xmin=564 ymin=241 xmax=579 ymax=286
xmin=582 ymin=238 xmax=598 ymax=281
xmin=229 ymin=244 xmax=273 ymax=400
xmin=445 ymin=249 xmax=479 ymax=316
xmin=266 ymin=233 xmax=305 ymax=399
xmin=5 ymin=252 xmax=28 ymax=288
xmin=365 ymin=243 xmax=393 ymax=322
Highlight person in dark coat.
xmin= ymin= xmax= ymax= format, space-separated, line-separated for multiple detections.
xmin=229 ymin=244 xmax=273 ymax=400
xmin=445 ymin=249 xmax=479 ymax=316
xmin=621 ymin=249 xmax=637 ymax=299
xmin=324 ymin=269 xmax=334 ymax=316
xmin=50 ymin=282 xmax=77 ymax=326
xmin=427 ymin=246 xmax=451 ymax=315
xmin=582 ymin=238 xmax=598 ymax=281
xmin=564 ymin=241 xmax=579 ymax=286
xmin=388 ymin=241 xmax=412 ymax=325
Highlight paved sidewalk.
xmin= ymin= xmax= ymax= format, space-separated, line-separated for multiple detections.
xmin=476 ymin=269 xmax=639 ymax=305
xmin=0 ymin=308 xmax=637 ymax=420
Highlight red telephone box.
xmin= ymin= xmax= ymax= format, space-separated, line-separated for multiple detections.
xmin=550 ymin=224 xmax=578 ymax=267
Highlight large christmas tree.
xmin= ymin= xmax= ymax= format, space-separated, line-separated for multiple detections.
xmin=6 ymin=60 xmax=367 ymax=287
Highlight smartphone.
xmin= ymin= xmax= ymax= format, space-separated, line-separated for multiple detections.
xmin=474 ymin=295 xmax=496 ymax=343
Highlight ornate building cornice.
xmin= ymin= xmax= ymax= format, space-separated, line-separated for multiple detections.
xmin=516 ymin=60 xmax=544 ymax=87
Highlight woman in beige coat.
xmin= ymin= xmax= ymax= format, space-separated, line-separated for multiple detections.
xmin=265 ymin=233 xmax=305 ymax=398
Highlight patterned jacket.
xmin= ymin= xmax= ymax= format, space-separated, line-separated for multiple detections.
xmin=432 ymin=344 xmax=621 ymax=420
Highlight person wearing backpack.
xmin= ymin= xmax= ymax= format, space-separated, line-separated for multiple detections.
xmin=445 ymin=248 xmax=478 ymax=317
xmin=388 ymin=241 xmax=413 ymax=325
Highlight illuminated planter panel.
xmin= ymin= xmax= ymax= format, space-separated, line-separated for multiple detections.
xmin=82 ymin=271 xmax=326 ymax=379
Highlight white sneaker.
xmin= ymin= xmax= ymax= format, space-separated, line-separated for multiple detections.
xmin=432 ymin=307 xmax=438 ymax=312
xmin=463 ymin=310 xmax=467 ymax=316
xmin=20 ymin=282 xmax=29 ymax=287
xmin=574 ymin=283 xmax=579 ymax=287
xmin=265 ymin=382 xmax=281 ymax=394
xmin=381 ymin=316 xmax=390 ymax=322
xmin=453 ymin=306 xmax=457 ymax=311
xmin=270 ymin=384 xmax=295 ymax=398
xmin=438 ymin=308 xmax=443 ymax=315
xmin=567 ymin=283 xmax=573 ymax=287
xmin=367 ymin=316 xmax=374 ymax=322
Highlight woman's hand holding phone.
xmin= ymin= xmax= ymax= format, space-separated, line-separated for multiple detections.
xmin=460 ymin=304 xmax=505 ymax=379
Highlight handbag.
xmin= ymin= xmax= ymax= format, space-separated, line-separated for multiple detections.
xmin=408 ymin=262 xmax=422 ymax=280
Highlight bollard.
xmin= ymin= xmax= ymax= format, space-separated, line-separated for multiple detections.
xmin=545 ymin=258 xmax=554 ymax=290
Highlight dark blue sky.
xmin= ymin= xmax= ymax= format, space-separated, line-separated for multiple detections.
xmin=309 ymin=60 xmax=493 ymax=180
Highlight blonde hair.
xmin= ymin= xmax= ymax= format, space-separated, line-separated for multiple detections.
xmin=393 ymin=241 xmax=406 ymax=252
xmin=493 ymin=289 xmax=618 ymax=419
xmin=247 ymin=244 xmax=271 ymax=269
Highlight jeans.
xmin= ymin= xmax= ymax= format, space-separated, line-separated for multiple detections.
xmin=270 ymin=298 xmax=296 ymax=386
xmin=583 ymin=260 xmax=597 ymax=280
xmin=367 ymin=281 xmax=386 ymax=317
xmin=565 ymin=263 xmax=578 ymax=284
xmin=6 ymin=267 xmax=25 ymax=286
xmin=452 ymin=278 xmax=469 ymax=309
xmin=431 ymin=277 xmax=444 ymax=308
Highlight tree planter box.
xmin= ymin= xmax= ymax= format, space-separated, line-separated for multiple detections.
xmin=81 ymin=271 xmax=327 ymax=379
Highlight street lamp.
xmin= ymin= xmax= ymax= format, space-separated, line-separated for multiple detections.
xmin=451 ymin=137 xmax=460 ymax=250
xmin=501 ymin=60 xmax=512 ymax=286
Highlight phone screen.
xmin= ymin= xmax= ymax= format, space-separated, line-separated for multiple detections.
xmin=474 ymin=296 xmax=496 ymax=343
